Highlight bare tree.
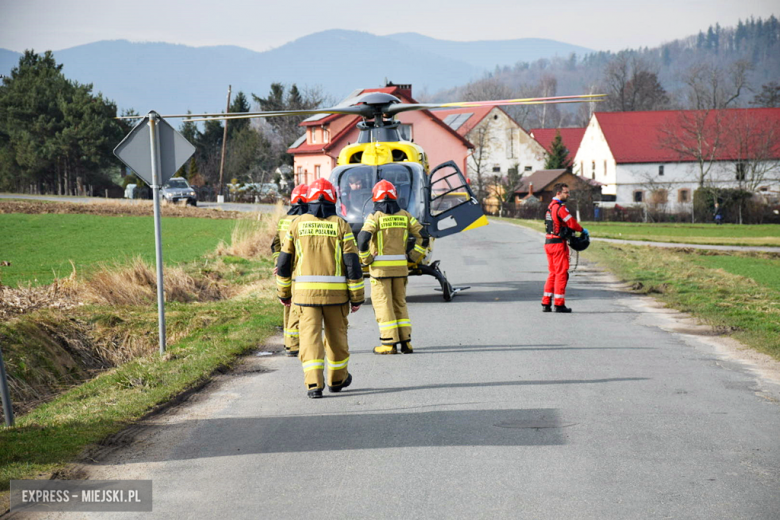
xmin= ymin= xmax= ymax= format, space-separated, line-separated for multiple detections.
xmin=638 ymin=171 xmax=677 ymax=222
xmin=658 ymin=110 xmax=724 ymax=190
xmin=532 ymin=74 xmax=559 ymax=128
xmin=682 ymin=60 xmax=752 ymax=109
xmin=602 ymin=54 xmax=669 ymax=112
xmin=728 ymin=110 xmax=780 ymax=193
xmin=467 ymin=119 xmax=497 ymax=201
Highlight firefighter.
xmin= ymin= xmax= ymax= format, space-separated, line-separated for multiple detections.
xmin=272 ymin=184 xmax=308 ymax=357
xmin=276 ymin=178 xmax=364 ymax=399
xmin=542 ymin=182 xmax=588 ymax=313
xmin=358 ymin=180 xmax=426 ymax=355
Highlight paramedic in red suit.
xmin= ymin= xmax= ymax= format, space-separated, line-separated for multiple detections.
xmin=542 ymin=183 xmax=588 ymax=313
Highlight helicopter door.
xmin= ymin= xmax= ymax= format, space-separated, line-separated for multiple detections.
xmin=426 ymin=161 xmax=488 ymax=238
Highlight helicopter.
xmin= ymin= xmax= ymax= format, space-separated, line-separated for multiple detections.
xmin=123 ymin=91 xmax=603 ymax=300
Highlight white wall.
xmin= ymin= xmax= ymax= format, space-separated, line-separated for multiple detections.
xmin=615 ymin=161 xmax=780 ymax=207
xmin=465 ymin=109 xmax=546 ymax=179
xmin=573 ymin=115 xmax=617 ymax=196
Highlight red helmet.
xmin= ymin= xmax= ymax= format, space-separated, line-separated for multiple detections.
xmin=290 ymin=184 xmax=308 ymax=205
xmin=372 ymin=180 xmax=398 ymax=202
xmin=307 ymin=178 xmax=337 ymax=203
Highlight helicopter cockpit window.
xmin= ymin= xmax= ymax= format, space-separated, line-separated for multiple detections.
xmin=336 ymin=166 xmax=374 ymax=221
xmin=376 ymin=163 xmax=417 ymax=212
xmin=430 ymin=164 xmax=471 ymax=216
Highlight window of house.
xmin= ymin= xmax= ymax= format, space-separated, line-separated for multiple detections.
xmin=524 ymin=166 xmax=532 ymax=172
xmin=310 ymin=129 xmax=317 ymax=144
xmin=735 ymin=162 xmax=746 ymax=181
xmin=398 ymin=124 xmax=413 ymax=141
xmin=633 ymin=190 xmax=644 ymax=203
xmin=323 ymin=129 xmax=329 ymax=143
xmin=678 ymin=189 xmax=690 ymax=203
xmin=652 ymin=189 xmax=668 ymax=204
xmin=659 ymin=165 xmax=664 ymax=176
xmin=315 ymin=165 xmax=321 ymax=178
xmin=492 ymin=164 xmax=501 ymax=173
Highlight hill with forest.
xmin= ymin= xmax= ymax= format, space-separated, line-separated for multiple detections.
xmin=431 ymin=16 xmax=780 ymax=129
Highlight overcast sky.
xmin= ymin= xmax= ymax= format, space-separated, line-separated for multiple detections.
xmin=0 ymin=0 xmax=777 ymax=54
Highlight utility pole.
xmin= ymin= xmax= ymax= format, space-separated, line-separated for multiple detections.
xmin=217 ymin=85 xmax=232 ymax=203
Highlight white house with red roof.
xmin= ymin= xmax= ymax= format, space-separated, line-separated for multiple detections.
xmin=287 ymin=83 xmax=474 ymax=184
xmin=433 ymin=106 xmax=547 ymax=179
xmin=574 ymin=108 xmax=780 ymax=206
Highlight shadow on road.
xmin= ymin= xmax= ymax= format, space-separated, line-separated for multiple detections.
xmin=376 ymin=344 xmax=657 ymax=355
xmin=407 ymin=280 xmax=621 ymax=304
xmin=116 ymin=408 xmax=573 ymax=462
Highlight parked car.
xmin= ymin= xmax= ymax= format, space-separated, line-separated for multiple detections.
xmin=161 ymin=178 xmax=197 ymax=206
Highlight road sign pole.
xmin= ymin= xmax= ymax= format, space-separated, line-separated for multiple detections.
xmin=148 ymin=113 xmax=167 ymax=355
xmin=0 ymin=347 xmax=14 ymax=427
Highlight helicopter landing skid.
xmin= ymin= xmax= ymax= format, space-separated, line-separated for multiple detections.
xmin=416 ymin=260 xmax=470 ymax=302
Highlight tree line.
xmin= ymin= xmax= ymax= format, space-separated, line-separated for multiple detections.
xmin=0 ymin=51 xmax=126 ymax=194
xmin=1 ymin=50 xmax=326 ymax=196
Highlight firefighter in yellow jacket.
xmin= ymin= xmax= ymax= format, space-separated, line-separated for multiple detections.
xmin=272 ymin=184 xmax=308 ymax=357
xmin=358 ymin=180 xmax=426 ymax=355
xmin=277 ymin=178 xmax=365 ymax=399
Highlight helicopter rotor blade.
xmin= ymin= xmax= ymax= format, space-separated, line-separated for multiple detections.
xmin=116 ymin=105 xmax=372 ymax=121
xmin=386 ymin=93 xmax=605 ymax=116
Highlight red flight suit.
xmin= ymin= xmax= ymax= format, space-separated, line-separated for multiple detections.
xmin=542 ymin=198 xmax=583 ymax=307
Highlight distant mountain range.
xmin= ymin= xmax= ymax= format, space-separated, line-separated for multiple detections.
xmin=0 ymin=30 xmax=591 ymax=115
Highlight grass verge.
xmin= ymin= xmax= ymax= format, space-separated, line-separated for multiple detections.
xmin=490 ymin=217 xmax=780 ymax=247
xmin=0 ymin=208 xmax=284 ymax=510
xmin=584 ymin=243 xmax=780 ymax=360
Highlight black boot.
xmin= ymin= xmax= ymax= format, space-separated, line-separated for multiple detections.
xmin=399 ymin=341 xmax=414 ymax=354
xmin=307 ymin=385 xmax=323 ymax=399
xmin=554 ymin=305 xmax=572 ymax=313
xmin=328 ymin=373 xmax=352 ymax=393
xmin=542 ymin=304 xmax=552 ymax=312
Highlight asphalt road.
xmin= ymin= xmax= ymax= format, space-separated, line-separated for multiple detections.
xmin=27 ymin=219 xmax=780 ymax=520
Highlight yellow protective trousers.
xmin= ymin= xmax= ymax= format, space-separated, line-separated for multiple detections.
xmin=370 ymin=277 xmax=411 ymax=346
xmin=283 ymin=303 xmax=300 ymax=352
xmin=298 ymin=303 xmax=351 ymax=390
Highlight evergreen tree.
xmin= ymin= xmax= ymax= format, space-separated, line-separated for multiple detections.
xmin=227 ymin=91 xmax=250 ymax=138
xmin=544 ymin=131 xmax=571 ymax=169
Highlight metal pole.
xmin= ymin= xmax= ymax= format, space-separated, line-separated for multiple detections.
xmin=217 ymin=85 xmax=232 ymax=201
xmin=148 ymin=113 xmax=167 ymax=355
xmin=0 ymin=347 xmax=14 ymax=427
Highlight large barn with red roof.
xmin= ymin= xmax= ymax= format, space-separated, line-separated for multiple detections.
xmin=574 ymin=108 xmax=780 ymax=206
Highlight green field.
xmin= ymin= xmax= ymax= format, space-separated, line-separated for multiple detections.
xmin=492 ymin=218 xmax=780 ymax=247
xmin=1 ymin=214 xmax=237 ymax=286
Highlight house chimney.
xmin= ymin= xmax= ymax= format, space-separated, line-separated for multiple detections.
xmin=529 ymin=183 xmax=534 ymax=197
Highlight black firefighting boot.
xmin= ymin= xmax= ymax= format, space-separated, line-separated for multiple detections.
xmin=307 ymin=384 xmax=323 ymax=399
xmin=328 ymin=373 xmax=352 ymax=393
xmin=373 ymin=344 xmax=398 ymax=355
xmin=542 ymin=304 xmax=552 ymax=312
xmin=554 ymin=305 xmax=572 ymax=313
xmin=285 ymin=349 xmax=299 ymax=358
xmin=399 ymin=341 xmax=413 ymax=354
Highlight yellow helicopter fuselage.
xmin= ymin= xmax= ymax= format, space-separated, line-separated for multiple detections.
xmin=337 ymin=140 xmax=429 ymax=172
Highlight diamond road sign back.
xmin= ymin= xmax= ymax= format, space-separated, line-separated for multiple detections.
xmin=113 ymin=113 xmax=195 ymax=186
